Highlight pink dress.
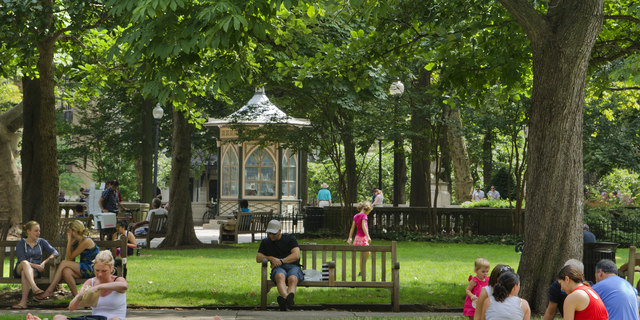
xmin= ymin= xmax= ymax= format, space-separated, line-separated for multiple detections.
xmin=352 ymin=212 xmax=369 ymax=246
xmin=463 ymin=275 xmax=489 ymax=316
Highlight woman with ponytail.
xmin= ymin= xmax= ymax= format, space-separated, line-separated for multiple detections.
xmin=557 ymin=265 xmax=608 ymax=320
xmin=482 ymin=272 xmax=531 ymax=320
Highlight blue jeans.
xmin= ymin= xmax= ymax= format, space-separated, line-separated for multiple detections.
xmin=270 ymin=263 xmax=304 ymax=285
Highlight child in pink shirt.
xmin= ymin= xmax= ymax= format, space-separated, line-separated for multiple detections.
xmin=347 ymin=201 xmax=372 ymax=277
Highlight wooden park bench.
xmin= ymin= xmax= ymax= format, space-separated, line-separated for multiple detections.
xmin=58 ymin=217 xmax=94 ymax=240
xmin=260 ymin=241 xmax=400 ymax=311
xmin=219 ymin=210 xmax=273 ymax=244
xmin=130 ymin=211 xmax=168 ymax=248
xmin=0 ymin=238 xmax=127 ymax=285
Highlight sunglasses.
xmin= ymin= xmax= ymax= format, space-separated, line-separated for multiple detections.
xmin=501 ymin=265 xmax=514 ymax=273
xmin=268 ymin=232 xmax=278 ymax=236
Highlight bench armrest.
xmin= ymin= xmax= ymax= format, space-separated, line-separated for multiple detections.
xmin=393 ymin=262 xmax=400 ymax=270
xmin=327 ymin=261 xmax=336 ymax=286
xmin=261 ymin=258 xmax=269 ymax=268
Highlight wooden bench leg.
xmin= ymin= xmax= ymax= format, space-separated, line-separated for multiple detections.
xmin=392 ymin=263 xmax=400 ymax=312
xmin=261 ymin=263 xmax=269 ymax=309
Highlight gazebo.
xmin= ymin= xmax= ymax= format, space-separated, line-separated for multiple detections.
xmin=204 ymin=87 xmax=310 ymax=216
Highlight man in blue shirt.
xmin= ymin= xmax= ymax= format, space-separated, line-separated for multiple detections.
xmin=317 ymin=183 xmax=332 ymax=207
xmin=593 ymin=259 xmax=639 ymax=320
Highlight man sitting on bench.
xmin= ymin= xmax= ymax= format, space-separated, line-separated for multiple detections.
xmin=256 ymin=220 xmax=303 ymax=311
xmin=132 ymin=198 xmax=167 ymax=236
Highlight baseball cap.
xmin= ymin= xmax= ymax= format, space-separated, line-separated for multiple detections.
xmin=266 ymin=220 xmax=281 ymax=234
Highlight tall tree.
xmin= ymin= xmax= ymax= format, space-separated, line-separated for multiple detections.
xmin=0 ymin=1 xmax=109 ymax=238
xmin=498 ymin=0 xmax=604 ymax=312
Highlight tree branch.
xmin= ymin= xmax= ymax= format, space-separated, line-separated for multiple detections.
xmin=0 ymin=101 xmax=24 ymax=133
xmin=498 ymin=0 xmax=549 ymax=41
xmin=604 ymin=15 xmax=640 ymax=24
xmin=606 ymin=86 xmax=640 ymax=91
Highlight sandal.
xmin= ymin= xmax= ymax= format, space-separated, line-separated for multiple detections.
xmin=11 ymin=304 xmax=27 ymax=309
xmin=34 ymin=293 xmax=51 ymax=301
xmin=32 ymin=288 xmax=44 ymax=296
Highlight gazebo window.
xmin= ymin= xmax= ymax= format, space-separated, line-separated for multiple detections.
xmin=222 ymin=148 xmax=239 ymax=197
xmin=281 ymin=149 xmax=296 ymax=197
xmin=245 ymin=149 xmax=275 ymax=196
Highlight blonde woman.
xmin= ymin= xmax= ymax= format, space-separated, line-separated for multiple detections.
xmin=37 ymin=220 xmax=98 ymax=300
xmin=28 ymin=250 xmax=128 ymax=320
xmin=12 ymin=221 xmax=59 ymax=309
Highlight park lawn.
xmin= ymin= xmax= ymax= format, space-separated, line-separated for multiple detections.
xmin=125 ymin=240 xmax=522 ymax=307
xmin=1 ymin=242 xmax=630 ymax=309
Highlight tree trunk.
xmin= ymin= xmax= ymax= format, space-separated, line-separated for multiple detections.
xmin=482 ymin=130 xmax=493 ymax=188
xmin=392 ymin=139 xmax=407 ymax=206
xmin=0 ymin=102 xmax=24 ymax=234
xmin=159 ymin=109 xmax=200 ymax=247
xmin=409 ymin=70 xmax=431 ymax=208
xmin=446 ymin=106 xmax=474 ymax=202
xmin=140 ymin=98 xmax=154 ymax=204
xmin=22 ymin=39 xmax=60 ymax=240
xmin=499 ymin=0 xmax=604 ymax=313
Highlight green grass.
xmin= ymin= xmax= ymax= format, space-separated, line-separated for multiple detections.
xmin=1 ymin=241 xmax=631 ymax=309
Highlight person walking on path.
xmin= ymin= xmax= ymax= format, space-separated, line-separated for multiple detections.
xmin=317 ymin=183 xmax=332 ymax=207
xmin=347 ymin=201 xmax=373 ymax=276
xmin=256 ymin=220 xmax=303 ymax=311
xmin=12 ymin=221 xmax=59 ymax=309
xmin=593 ymin=259 xmax=639 ymax=320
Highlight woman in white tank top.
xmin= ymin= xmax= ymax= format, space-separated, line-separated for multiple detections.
xmin=482 ymin=272 xmax=530 ymax=320
xmin=27 ymin=250 xmax=128 ymax=320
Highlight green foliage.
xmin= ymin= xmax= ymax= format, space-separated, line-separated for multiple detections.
xmin=58 ymin=171 xmax=85 ymax=200
xmin=461 ymin=199 xmax=523 ymax=208
xmin=488 ymin=167 xmax=517 ymax=200
xmin=0 ymin=79 xmax=21 ymax=112
xmin=597 ymin=169 xmax=640 ymax=199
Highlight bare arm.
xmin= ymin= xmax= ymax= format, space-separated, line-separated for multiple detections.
xmin=256 ymin=247 xmax=300 ymax=268
xmin=522 ymin=299 xmax=531 ymax=320
xmin=94 ymin=276 xmax=128 ymax=293
xmin=68 ymin=280 xmax=92 ymax=311
xmin=98 ymin=197 xmax=106 ymax=212
xmin=362 ymin=219 xmax=371 ymax=241
xmin=481 ymin=295 xmax=491 ymax=320
xmin=465 ymin=280 xmax=478 ymax=299
xmin=126 ymin=231 xmax=137 ymax=248
xmin=474 ymin=288 xmax=489 ymax=320
xmin=67 ymin=238 xmax=93 ymax=261
xmin=347 ymin=221 xmax=356 ymax=244
xmin=543 ymin=301 xmax=558 ymax=320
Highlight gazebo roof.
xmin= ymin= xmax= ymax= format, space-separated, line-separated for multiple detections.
xmin=204 ymin=87 xmax=310 ymax=127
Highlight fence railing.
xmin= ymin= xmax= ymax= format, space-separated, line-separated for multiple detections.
xmin=305 ymin=206 xmax=524 ymax=236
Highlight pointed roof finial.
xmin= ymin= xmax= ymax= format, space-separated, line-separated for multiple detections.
xmin=255 ymin=86 xmax=265 ymax=94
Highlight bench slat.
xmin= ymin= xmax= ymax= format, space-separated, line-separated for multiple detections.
xmin=299 ymin=244 xmax=392 ymax=252
xmin=372 ymin=251 xmax=376 ymax=282
xmin=351 ymin=250 xmax=356 ymax=281
xmin=382 ymin=251 xmax=387 ymax=282
xmin=341 ymin=251 xmax=346 ymax=282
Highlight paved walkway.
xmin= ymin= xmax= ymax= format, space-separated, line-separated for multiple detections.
xmin=145 ymin=226 xmax=263 ymax=248
xmin=2 ymin=308 xmax=455 ymax=319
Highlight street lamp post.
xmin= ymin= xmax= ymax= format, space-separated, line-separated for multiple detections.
xmin=115 ymin=127 xmax=122 ymax=181
xmin=377 ymin=136 xmax=384 ymax=190
xmin=389 ymin=81 xmax=404 ymax=207
xmin=152 ymin=103 xmax=164 ymax=200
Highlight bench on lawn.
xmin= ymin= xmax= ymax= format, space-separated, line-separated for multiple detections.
xmin=260 ymin=241 xmax=400 ymax=311
xmin=0 ymin=238 xmax=127 ymax=285
xmin=219 ymin=210 xmax=274 ymax=244
xmin=130 ymin=211 xmax=168 ymax=248
xmin=58 ymin=217 xmax=94 ymax=240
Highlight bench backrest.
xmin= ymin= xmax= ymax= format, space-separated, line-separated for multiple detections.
xmin=148 ymin=212 xmax=168 ymax=236
xmin=0 ymin=238 xmax=127 ymax=279
xmin=58 ymin=217 xmax=94 ymax=240
xmin=299 ymin=241 xmax=397 ymax=283
xmin=237 ymin=211 xmax=274 ymax=232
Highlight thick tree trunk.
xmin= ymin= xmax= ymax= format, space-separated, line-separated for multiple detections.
xmin=343 ymin=133 xmax=358 ymax=205
xmin=482 ymin=130 xmax=493 ymax=188
xmin=409 ymin=70 xmax=431 ymax=207
xmin=0 ymin=102 xmax=24 ymax=234
xmin=392 ymin=139 xmax=407 ymax=206
xmin=159 ymin=109 xmax=200 ymax=247
xmin=500 ymin=0 xmax=604 ymax=313
xmin=22 ymin=40 xmax=60 ymax=240
xmin=139 ymin=98 xmax=154 ymax=204
xmin=446 ymin=107 xmax=474 ymax=202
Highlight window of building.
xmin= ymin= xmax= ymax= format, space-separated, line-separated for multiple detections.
xmin=281 ymin=149 xmax=296 ymax=197
xmin=244 ymin=149 xmax=275 ymax=197
xmin=221 ymin=148 xmax=239 ymax=197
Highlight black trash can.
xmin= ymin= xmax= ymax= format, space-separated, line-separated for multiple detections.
xmin=583 ymin=242 xmax=617 ymax=283
xmin=304 ymin=207 xmax=324 ymax=233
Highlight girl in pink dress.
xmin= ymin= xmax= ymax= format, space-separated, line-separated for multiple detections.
xmin=464 ymin=257 xmax=490 ymax=319
xmin=347 ymin=201 xmax=372 ymax=277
